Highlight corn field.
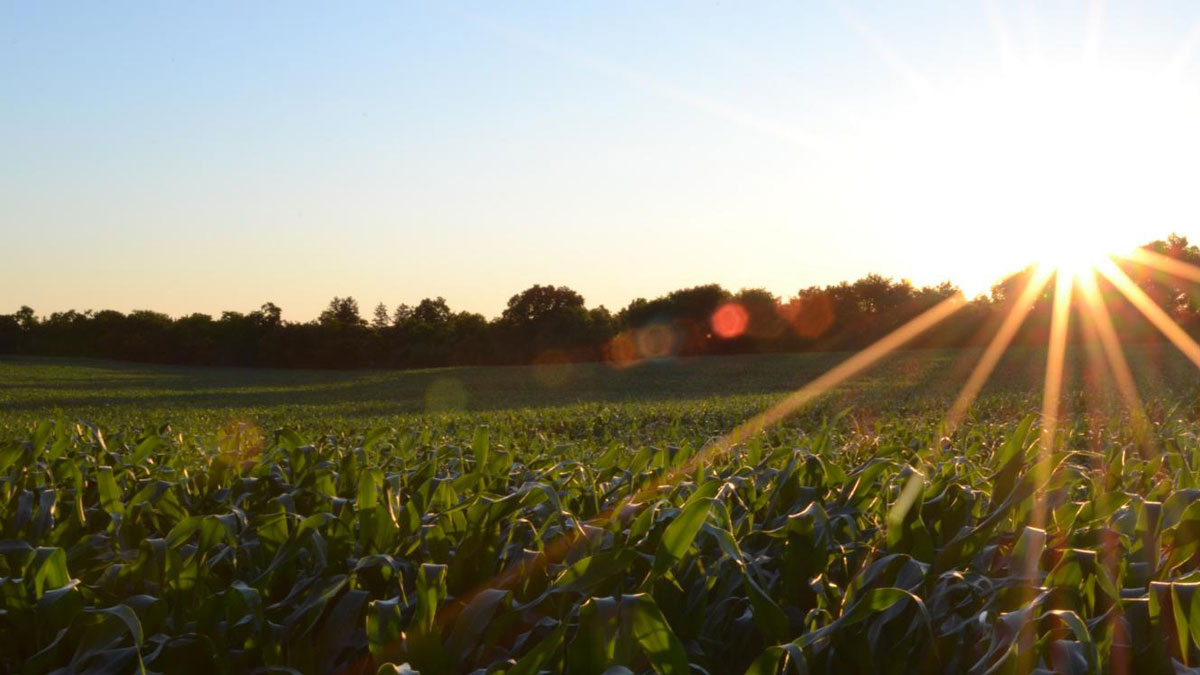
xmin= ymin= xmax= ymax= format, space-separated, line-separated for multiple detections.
xmin=2 ymin=394 xmax=1199 ymax=674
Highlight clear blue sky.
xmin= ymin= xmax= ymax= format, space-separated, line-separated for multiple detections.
xmin=5 ymin=2 xmax=1200 ymax=320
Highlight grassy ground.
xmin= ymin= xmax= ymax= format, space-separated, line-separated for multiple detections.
xmin=3 ymin=342 xmax=1196 ymax=424
xmin=4 ymin=338 xmax=1195 ymax=439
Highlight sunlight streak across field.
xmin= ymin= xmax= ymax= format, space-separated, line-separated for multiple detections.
xmin=1031 ymin=269 xmax=1073 ymax=533
xmin=429 ymin=225 xmax=1200 ymax=642
xmin=436 ymin=293 xmax=968 ymax=628
xmin=945 ymin=265 xmax=1053 ymax=433
xmin=684 ymin=293 xmax=966 ymax=473
xmin=1097 ymin=257 xmax=1200 ymax=369
xmin=1075 ymin=267 xmax=1152 ymax=454
xmin=439 ymin=243 xmax=1200 ymax=636
xmin=423 ymin=4 xmax=1200 ymax=646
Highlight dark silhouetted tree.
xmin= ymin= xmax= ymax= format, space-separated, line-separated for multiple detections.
xmin=319 ymin=297 xmax=365 ymax=327
xmin=3 ymin=233 xmax=1196 ymax=368
xmin=371 ymin=303 xmax=390 ymax=330
xmin=15 ymin=306 xmax=36 ymax=331
xmin=499 ymin=285 xmax=597 ymax=362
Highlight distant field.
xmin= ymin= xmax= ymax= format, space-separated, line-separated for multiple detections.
xmin=4 ymin=343 xmax=1194 ymax=429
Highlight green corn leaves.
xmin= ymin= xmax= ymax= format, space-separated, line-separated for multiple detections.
xmin=650 ymin=480 xmax=719 ymax=579
xmin=96 ymin=465 xmax=123 ymax=518
xmin=2 ymin=389 xmax=1200 ymax=674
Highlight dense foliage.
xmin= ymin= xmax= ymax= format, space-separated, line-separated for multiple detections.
xmin=4 ymin=236 xmax=1199 ymax=370
xmin=4 ymin=382 xmax=1200 ymax=673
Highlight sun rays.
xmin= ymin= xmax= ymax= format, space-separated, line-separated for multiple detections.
xmin=430 ymin=2 xmax=1200 ymax=628
xmin=946 ymin=264 xmax=1054 ymax=433
xmin=436 ymin=244 xmax=1200 ymax=629
xmin=1030 ymin=266 xmax=1074 ymax=534
xmin=1097 ymin=256 xmax=1200 ymax=370
xmin=1076 ymin=266 xmax=1153 ymax=454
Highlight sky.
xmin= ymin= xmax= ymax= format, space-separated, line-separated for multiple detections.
xmin=5 ymin=1 xmax=1200 ymax=321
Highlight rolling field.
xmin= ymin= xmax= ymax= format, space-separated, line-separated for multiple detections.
xmin=4 ymin=346 xmax=1200 ymax=673
xmin=0 ymin=349 xmax=980 ymax=422
xmin=3 ymin=342 xmax=1193 ymax=425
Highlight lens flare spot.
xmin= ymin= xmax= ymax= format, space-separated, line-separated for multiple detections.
xmin=425 ymin=377 xmax=468 ymax=412
xmin=781 ymin=294 xmax=835 ymax=338
xmin=604 ymin=331 xmax=640 ymax=369
xmin=532 ymin=349 xmax=574 ymax=388
xmin=636 ymin=322 xmax=676 ymax=359
xmin=711 ymin=303 xmax=749 ymax=339
xmin=671 ymin=318 xmax=709 ymax=355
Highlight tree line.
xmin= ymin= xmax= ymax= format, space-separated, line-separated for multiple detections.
xmin=3 ymin=235 xmax=1199 ymax=370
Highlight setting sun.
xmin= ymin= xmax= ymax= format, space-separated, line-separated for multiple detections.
xmin=865 ymin=63 xmax=1200 ymax=296
xmin=1036 ymin=235 xmax=1128 ymax=281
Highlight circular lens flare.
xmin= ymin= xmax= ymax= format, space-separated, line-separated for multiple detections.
xmin=711 ymin=303 xmax=749 ymax=339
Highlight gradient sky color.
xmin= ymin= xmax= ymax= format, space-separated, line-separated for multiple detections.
xmin=5 ymin=2 xmax=1200 ymax=321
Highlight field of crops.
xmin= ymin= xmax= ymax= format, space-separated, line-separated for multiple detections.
xmin=4 ymin=350 xmax=1200 ymax=674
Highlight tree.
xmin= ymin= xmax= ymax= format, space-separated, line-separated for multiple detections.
xmin=371 ymin=303 xmax=390 ymax=329
xmin=616 ymin=284 xmax=731 ymax=356
xmin=732 ymin=288 xmax=786 ymax=341
xmin=255 ymin=302 xmax=282 ymax=327
xmin=392 ymin=303 xmax=413 ymax=326
xmin=319 ymin=297 xmax=365 ymax=328
xmin=411 ymin=297 xmax=452 ymax=326
xmin=1138 ymin=234 xmax=1200 ymax=326
xmin=619 ymin=284 xmax=729 ymax=330
xmin=389 ymin=298 xmax=458 ymax=367
xmin=14 ymin=306 xmax=35 ymax=331
xmin=502 ymin=285 xmax=586 ymax=323
xmin=851 ymin=274 xmax=911 ymax=315
xmin=3 ymin=233 xmax=1197 ymax=368
xmin=499 ymin=285 xmax=595 ymax=362
xmin=0 ymin=314 xmax=21 ymax=353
